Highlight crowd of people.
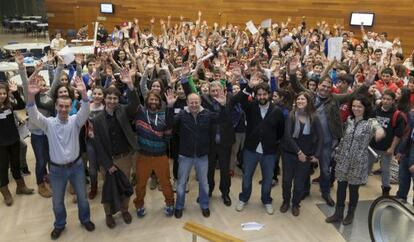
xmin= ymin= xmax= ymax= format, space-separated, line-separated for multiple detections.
xmin=1 ymin=12 xmax=414 ymax=240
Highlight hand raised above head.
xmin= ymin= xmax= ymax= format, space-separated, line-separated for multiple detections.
xmin=165 ymin=89 xmax=177 ymax=107
xmin=15 ymin=52 xmax=24 ymax=66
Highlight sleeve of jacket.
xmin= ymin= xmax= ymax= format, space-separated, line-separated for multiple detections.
xmin=125 ymin=88 xmax=140 ymax=120
xmin=313 ymin=115 xmax=324 ymax=158
xmin=283 ymin=113 xmax=300 ymax=153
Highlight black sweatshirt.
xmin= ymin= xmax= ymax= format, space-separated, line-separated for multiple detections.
xmin=0 ymin=91 xmax=25 ymax=146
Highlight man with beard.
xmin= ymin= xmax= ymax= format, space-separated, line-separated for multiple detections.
xmin=133 ymin=89 xmax=176 ymax=218
xmin=90 ymin=68 xmax=139 ymax=229
xmin=230 ymin=73 xmax=285 ymax=215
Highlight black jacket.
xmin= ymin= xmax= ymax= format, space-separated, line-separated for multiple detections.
xmin=175 ymin=106 xmax=224 ymax=157
xmin=91 ymin=88 xmax=139 ymax=171
xmin=229 ymin=87 xmax=285 ymax=155
xmin=101 ymin=168 xmax=133 ymax=215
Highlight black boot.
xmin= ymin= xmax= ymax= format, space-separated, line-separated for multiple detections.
xmin=325 ymin=206 xmax=344 ymax=223
xmin=343 ymin=206 xmax=356 ymax=225
xmin=382 ymin=186 xmax=391 ymax=196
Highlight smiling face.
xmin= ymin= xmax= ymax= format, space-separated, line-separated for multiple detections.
xmin=317 ymin=80 xmax=332 ymax=98
xmin=187 ymin=93 xmax=201 ymax=114
xmin=55 ymin=97 xmax=72 ymax=121
xmin=0 ymin=88 xmax=7 ymax=106
xmin=105 ymin=93 xmax=119 ymax=112
xmin=151 ymin=81 xmax=162 ymax=94
xmin=351 ymin=100 xmax=365 ymax=119
xmin=256 ymin=88 xmax=269 ymax=105
xmin=295 ymin=94 xmax=308 ymax=110
xmin=146 ymin=93 xmax=161 ymax=111
xmin=92 ymin=88 xmax=104 ymax=105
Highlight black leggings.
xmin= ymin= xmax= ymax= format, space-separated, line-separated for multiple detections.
xmin=0 ymin=141 xmax=22 ymax=187
xmin=336 ymin=181 xmax=360 ymax=208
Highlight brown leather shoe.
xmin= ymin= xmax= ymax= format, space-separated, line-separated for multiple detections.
xmin=279 ymin=203 xmax=289 ymax=213
xmin=38 ymin=183 xmax=52 ymax=198
xmin=106 ymin=215 xmax=116 ymax=229
xmin=88 ymin=182 xmax=97 ymax=200
xmin=0 ymin=186 xmax=13 ymax=206
xmin=122 ymin=211 xmax=132 ymax=224
xmin=292 ymin=206 xmax=300 ymax=216
xmin=16 ymin=178 xmax=34 ymax=195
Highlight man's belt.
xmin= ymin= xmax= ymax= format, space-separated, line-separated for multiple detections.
xmin=49 ymin=155 xmax=81 ymax=168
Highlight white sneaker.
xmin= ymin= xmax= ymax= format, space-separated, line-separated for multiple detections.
xmin=264 ymin=204 xmax=274 ymax=215
xmin=236 ymin=201 xmax=246 ymax=212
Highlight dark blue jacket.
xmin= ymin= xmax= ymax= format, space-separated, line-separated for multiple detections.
xmin=175 ymin=106 xmax=224 ymax=157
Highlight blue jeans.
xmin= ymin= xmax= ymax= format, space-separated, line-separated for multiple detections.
xmin=176 ymin=155 xmax=209 ymax=210
xmin=319 ymin=141 xmax=333 ymax=195
xmin=396 ymin=154 xmax=414 ymax=201
xmin=31 ymin=134 xmax=50 ymax=184
xmin=239 ymin=149 xmax=276 ymax=204
xmin=86 ymin=139 xmax=98 ymax=184
xmin=49 ymin=159 xmax=91 ymax=229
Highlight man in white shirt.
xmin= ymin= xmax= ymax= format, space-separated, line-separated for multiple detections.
xmin=50 ymin=32 xmax=66 ymax=51
xmin=26 ymin=75 xmax=94 ymax=240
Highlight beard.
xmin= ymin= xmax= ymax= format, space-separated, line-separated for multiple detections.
xmin=258 ymin=98 xmax=269 ymax=105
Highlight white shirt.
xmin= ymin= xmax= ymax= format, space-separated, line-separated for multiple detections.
xmin=27 ymin=100 xmax=90 ymax=164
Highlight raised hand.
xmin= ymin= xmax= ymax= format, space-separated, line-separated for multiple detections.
xmin=288 ymin=56 xmax=300 ymax=75
xmin=73 ymin=76 xmax=87 ymax=97
xmin=15 ymin=52 xmax=24 ymax=66
xmin=120 ymin=68 xmax=134 ymax=89
xmin=35 ymin=60 xmax=44 ymax=72
xmin=8 ymin=80 xmax=18 ymax=93
xmin=28 ymin=75 xmax=41 ymax=96
xmin=75 ymin=54 xmax=84 ymax=65
xmin=165 ymin=89 xmax=177 ymax=107
xmin=181 ymin=62 xmax=191 ymax=76
xmin=248 ymin=73 xmax=261 ymax=88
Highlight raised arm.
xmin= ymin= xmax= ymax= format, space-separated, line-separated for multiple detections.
xmin=120 ymin=68 xmax=140 ymax=119
xmin=72 ymin=76 xmax=90 ymax=127
xmin=26 ymin=76 xmax=49 ymax=131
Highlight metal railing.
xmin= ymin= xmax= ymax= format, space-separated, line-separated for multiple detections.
xmin=368 ymin=196 xmax=414 ymax=242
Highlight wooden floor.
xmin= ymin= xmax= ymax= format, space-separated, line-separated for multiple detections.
xmin=0 ymin=32 xmax=409 ymax=242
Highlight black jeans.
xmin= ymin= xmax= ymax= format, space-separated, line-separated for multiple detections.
xmin=0 ymin=141 xmax=22 ymax=187
xmin=336 ymin=181 xmax=360 ymax=208
xmin=208 ymin=143 xmax=231 ymax=196
xmin=282 ymin=152 xmax=310 ymax=207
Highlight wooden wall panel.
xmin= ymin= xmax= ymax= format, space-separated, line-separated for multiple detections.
xmin=45 ymin=0 xmax=414 ymax=53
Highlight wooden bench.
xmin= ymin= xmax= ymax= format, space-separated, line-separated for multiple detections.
xmin=183 ymin=221 xmax=244 ymax=242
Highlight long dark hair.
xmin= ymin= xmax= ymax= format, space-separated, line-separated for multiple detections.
xmin=53 ymin=84 xmax=75 ymax=102
xmin=294 ymin=91 xmax=315 ymax=118
xmin=0 ymin=83 xmax=11 ymax=109
xmin=397 ymin=87 xmax=411 ymax=113
xmin=349 ymin=95 xmax=372 ymax=120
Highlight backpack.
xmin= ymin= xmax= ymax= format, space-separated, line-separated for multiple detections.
xmin=391 ymin=110 xmax=410 ymax=139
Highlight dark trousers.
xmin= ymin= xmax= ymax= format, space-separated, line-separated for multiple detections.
xmin=208 ymin=143 xmax=231 ymax=196
xmin=0 ymin=141 xmax=22 ymax=187
xmin=31 ymin=133 xmax=50 ymax=184
xmin=273 ymin=146 xmax=282 ymax=179
xmin=396 ymin=154 xmax=414 ymax=201
xmin=282 ymin=152 xmax=310 ymax=206
xmin=336 ymin=181 xmax=360 ymax=208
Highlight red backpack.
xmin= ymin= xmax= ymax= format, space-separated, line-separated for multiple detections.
xmin=391 ymin=110 xmax=410 ymax=139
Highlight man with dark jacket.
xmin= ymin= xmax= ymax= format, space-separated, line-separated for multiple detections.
xmin=174 ymin=90 xmax=227 ymax=219
xmin=90 ymin=69 xmax=139 ymax=229
xmin=182 ymin=77 xmax=235 ymax=206
xmin=231 ymin=75 xmax=285 ymax=215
